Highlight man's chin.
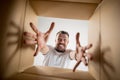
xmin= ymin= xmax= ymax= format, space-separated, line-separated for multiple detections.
xmin=55 ymin=48 xmax=65 ymax=52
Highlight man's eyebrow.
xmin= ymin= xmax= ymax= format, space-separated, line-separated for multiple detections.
xmin=58 ymin=37 xmax=68 ymax=39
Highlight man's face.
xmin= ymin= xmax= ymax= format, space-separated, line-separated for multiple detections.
xmin=55 ymin=33 xmax=69 ymax=52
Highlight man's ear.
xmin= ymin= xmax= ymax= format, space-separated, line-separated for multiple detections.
xmin=55 ymin=38 xmax=58 ymax=44
xmin=67 ymin=40 xmax=69 ymax=44
xmin=55 ymin=39 xmax=56 ymax=43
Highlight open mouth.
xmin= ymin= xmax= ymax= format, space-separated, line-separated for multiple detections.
xmin=58 ymin=44 xmax=65 ymax=48
xmin=56 ymin=44 xmax=65 ymax=52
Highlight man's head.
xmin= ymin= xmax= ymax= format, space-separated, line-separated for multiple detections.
xmin=55 ymin=31 xmax=69 ymax=52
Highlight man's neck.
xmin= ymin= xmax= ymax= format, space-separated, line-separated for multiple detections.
xmin=55 ymin=48 xmax=65 ymax=53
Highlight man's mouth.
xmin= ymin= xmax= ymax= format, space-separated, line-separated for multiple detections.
xmin=56 ymin=44 xmax=65 ymax=52
xmin=58 ymin=44 xmax=64 ymax=47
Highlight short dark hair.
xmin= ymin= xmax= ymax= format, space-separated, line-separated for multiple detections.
xmin=56 ymin=30 xmax=69 ymax=37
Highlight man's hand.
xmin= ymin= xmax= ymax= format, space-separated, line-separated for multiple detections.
xmin=23 ymin=22 xmax=55 ymax=56
xmin=73 ymin=32 xmax=93 ymax=72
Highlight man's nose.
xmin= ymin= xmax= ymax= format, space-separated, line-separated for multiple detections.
xmin=60 ymin=39 xmax=64 ymax=44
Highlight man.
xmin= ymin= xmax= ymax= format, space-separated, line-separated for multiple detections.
xmin=23 ymin=22 xmax=93 ymax=72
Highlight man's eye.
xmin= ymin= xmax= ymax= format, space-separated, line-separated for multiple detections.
xmin=64 ymin=39 xmax=66 ymax=41
xmin=58 ymin=38 xmax=61 ymax=41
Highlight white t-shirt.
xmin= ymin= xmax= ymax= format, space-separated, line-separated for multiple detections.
xmin=42 ymin=45 xmax=72 ymax=68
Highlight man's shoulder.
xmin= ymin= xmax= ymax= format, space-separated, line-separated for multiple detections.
xmin=66 ymin=49 xmax=73 ymax=53
xmin=47 ymin=45 xmax=54 ymax=49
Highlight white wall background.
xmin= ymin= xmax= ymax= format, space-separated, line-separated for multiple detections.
xmin=33 ymin=16 xmax=88 ymax=71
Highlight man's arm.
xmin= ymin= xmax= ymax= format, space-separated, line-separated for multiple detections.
xmin=40 ymin=45 xmax=49 ymax=55
xmin=69 ymin=51 xmax=76 ymax=60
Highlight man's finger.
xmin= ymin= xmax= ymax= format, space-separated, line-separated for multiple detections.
xmin=44 ymin=22 xmax=55 ymax=42
xmin=47 ymin=22 xmax=55 ymax=33
xmin=84 ymin=44 xmax=93 ymax=50
xmin=24 ymin=39 xmax=37 ymax=45
xmin=86 ymin=53 xmax=93 ymax=60
xmin=76 ymin=44 xmax=79 ymax=53
xmin=44 ymin=22 xmax=55 ymax=36
xmin=73 ymin=60 xmax=81 ymax=72
xmin=76 ymin=32 xmax=81 ymax=47
xmin=81 ymin=57 xmax=88 ymax=66
xmin=34 ymin=46 xmax=41 ymax=56
xmin=76 ymin=33 xmax=81 ymax=54
xmin=24 ymin=32 xmax=37 ymax=39
xmin=30 ymin=22 xmax=39 ymax=34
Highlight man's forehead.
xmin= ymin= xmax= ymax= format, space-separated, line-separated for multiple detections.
xmin=57 ymin=33 xmax=69 ymax=38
